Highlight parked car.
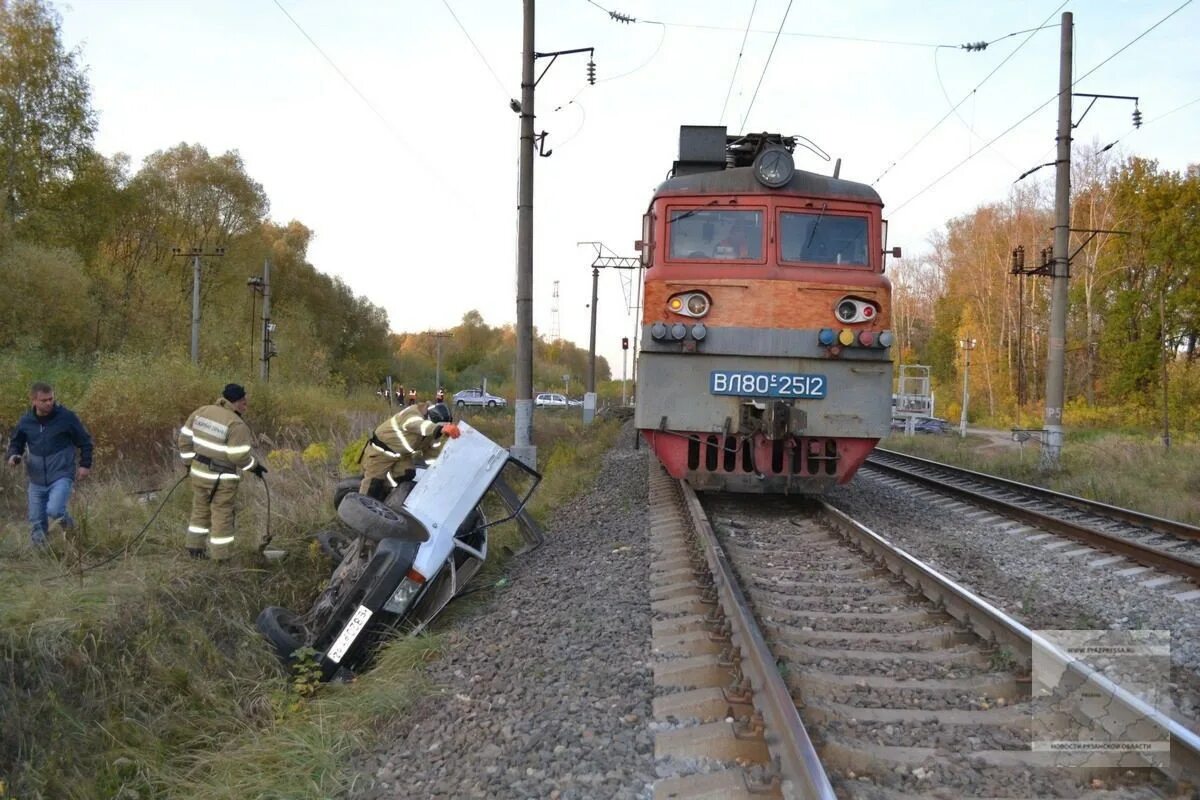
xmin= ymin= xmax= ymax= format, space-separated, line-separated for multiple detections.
xmin=914 ymin=417 xmax=952 ymax=434
xmin=453 ymin=388 xmax=507 ymax=408
xmin=535 ymin=392 xmax=567 ymax=408
xmin=567 ymin=398 xmax=583 ymax=408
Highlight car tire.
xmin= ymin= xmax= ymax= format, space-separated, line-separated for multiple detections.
xmin=455 ymin=400 xmax=465 ymax=408
xmin=337 ymin=493 xmax=429 ymax=543
xmin=486 ymin=400 xmax=496 ymax=407
xmin=257 ymin=606 xmax=309 ymax=662
xmin=333 ymin=477 xmax=363 ymax=512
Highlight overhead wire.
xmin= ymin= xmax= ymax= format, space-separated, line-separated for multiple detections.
xmin=440 ymin=0 xmax=515 ymax=102
xmin=718 ymin=0 xmax=758 ymax=126
xmin=270 ymin=0 xmax=416 ymax=151
xmin=889 ymin=0 xmax=1196 ymax=215
xmin=738 ymin=0 xmax=794 ymax=133
xmin=872 ymin=1 xmax=1067 ymax=186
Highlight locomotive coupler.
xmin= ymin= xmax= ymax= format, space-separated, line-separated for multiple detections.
xmin=739 ymin=400 xmax=807 ymax=440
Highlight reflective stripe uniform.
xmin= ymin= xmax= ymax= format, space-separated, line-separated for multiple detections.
xmin=177 ymin=397 xmax=258 ymax=560
xmin=358 ymin=404 xmax=443 ymax=496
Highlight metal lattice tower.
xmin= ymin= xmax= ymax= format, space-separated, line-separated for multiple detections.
xmin=551 ymin=280 xmax=561 ymax=341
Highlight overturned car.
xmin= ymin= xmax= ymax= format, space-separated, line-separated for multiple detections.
xmin=257 ymin=421 xmax=540 ymax=680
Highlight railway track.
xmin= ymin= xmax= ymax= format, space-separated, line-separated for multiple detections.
xmin=647 ymin=461 xmax=1199 ymax=798
xmin=864 ymin=449 xmax=1200 ymax=592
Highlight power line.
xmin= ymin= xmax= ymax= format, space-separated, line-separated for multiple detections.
xmin=890 ymin=0 xmax=1193 ymax=216
xmin=719 ymin=0 xmax=758 ymax=126
xmin=739 ymin=0 xmax=793 ymax=133
xmin=271 ymin=0 xmax=415 ymax=151
xmin=583 ymin=0 xmax=949 ymax=48
xmin=440 ymin=0 xmax=515 ymax=102
xmin=873 ymin=2 xmax=1067 ymax=186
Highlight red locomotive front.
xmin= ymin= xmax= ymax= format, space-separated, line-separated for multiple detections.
xmin=634 ymin=127 xmax=895 ymax=493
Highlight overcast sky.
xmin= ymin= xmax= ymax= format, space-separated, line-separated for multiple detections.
xmin=58 ymin=0 xmax=1199 ymax=380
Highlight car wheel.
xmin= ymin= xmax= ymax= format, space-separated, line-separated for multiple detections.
xmin=257 ymin=606 xmax=309 ymax=662
xmin=337 ymin=493 xmax=429 ymax=543
xmin=487 ymin=400 xmax=496 ymax=407
xmin=455 ymin=400 xmax=465 ymax=408
xmin=333 ymin=477 xmax=363 ymax=512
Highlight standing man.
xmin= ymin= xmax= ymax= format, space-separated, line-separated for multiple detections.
xmin=6 ymin=382 xmax=93 ymax=550
xmin=358 ymin=401 xmax=460 ymax=500
xmin=177 ymin=383 xmax=265 ymax=561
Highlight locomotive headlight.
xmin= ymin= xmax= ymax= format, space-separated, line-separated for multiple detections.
xmin=834 ymin=296 xmax=879 ymax=324
xmin=667 ymin=292 xmax=710 ymax=318
xmin=752 ymin=148 xmax=794 ymax=188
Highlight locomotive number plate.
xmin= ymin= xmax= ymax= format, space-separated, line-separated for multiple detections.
xmin=710 ymin=370 xmax=827 ymax=399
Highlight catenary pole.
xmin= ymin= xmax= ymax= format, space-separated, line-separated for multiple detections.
xmin=587 ymin=266 xmax=599 ymax=393
xmin=1041 ymin=11 xmax=1072 ymax=471
xmin=260 ymin=259 xmax=271 ymax=382
xmin=512 ymin=0 xmax=537 ymax=469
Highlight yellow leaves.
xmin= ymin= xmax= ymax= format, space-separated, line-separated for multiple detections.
xmin=301 ymin=442 xmax=331 ymax=465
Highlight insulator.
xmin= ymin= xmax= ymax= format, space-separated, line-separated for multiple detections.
xmin=1132 ymin=108 xmax=1143 ymax=128
xmin=586 ymin=60 xmax=596 ymax=85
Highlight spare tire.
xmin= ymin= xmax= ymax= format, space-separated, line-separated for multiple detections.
xmin=333 ymin=477 xmax=363 ymax=512
xmin=337 ymin=493 xmax=429 ymax=543
xmin=257 ymin=606 xmax=309 ymax=662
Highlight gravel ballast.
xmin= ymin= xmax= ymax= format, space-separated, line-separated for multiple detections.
xmin=346 ymin=426 xmax=654 ymax=800
xmin=828 ymin=468 xmax=1200 ymax=725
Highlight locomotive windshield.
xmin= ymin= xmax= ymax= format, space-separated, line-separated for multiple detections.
xmin=779 ymin=211 xmax=869 ymax=267
xmin=669 ymin=209 xmax=763 ymax=261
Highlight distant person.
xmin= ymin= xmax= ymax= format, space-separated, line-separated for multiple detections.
xmin=407 ymin=388 xmax=418 ymax=406
xmin=177 ymin=383 xmax=264 ymax=561
xmin=357 ymin=402 xmax=460 ymax=501
xmin=435 ymin=387 xmax=446 ymax=403
xmin=5 ymin=381 xmax=93 ymax=551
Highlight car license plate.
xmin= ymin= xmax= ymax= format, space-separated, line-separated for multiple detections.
xmin=710 ymin=370 xmax=827 ymax=399
xmin=328 ymin=604 xmax=373 ymax=664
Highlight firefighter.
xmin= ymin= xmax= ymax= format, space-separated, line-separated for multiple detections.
xmin=358 ymin=401 xmax=460 ymax=501
xmin=177 ymin=383 xmax=265 ymax=560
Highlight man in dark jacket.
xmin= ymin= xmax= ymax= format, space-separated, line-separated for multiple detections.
xmin=5 ymin=382 xmax=94 ymax=549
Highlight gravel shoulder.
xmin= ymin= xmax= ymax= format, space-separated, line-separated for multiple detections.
xmin=346 ymin=425 xmax=654 ymax=800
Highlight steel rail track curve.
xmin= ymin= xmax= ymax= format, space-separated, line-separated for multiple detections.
xmin=865 ymin=449 xmax=1200 ymax=584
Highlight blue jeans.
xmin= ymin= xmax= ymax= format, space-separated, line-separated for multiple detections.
xmin=28 ymin=477 xmax=75 ymax=545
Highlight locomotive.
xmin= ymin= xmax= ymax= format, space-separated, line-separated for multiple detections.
xmin=634 ymin=126 xmax=896 ymax=493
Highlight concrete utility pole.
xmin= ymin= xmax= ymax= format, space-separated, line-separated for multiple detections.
xmin=433 ymin=331 xmax=453 ymax=392
xmin=512 ymin=0 xmax=537 ymax=469
xmin=959 ymin=339 xmax=977 ymax=437
xmin=260 ymin=259 xmax=272 ymax=382
xmin=586 ymin=266 xmax=599 ymax=393
xmin=172 ymin=246 xmax=225 ymax=365
xmin=1041 ymin=11 xmax=1072 ymax=471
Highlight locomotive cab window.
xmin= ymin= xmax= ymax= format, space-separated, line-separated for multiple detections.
xmin=668 ymin=209 xmax=763 ymax=261
xmin=779 ymin=211 xmax=869 ymax=267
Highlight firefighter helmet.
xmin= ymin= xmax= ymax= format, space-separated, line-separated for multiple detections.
xmin=426 ymin=402 xmax=452 ymax=424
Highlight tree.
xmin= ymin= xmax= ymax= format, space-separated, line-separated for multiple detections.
xmin=0 ymin=0 xmax=96 ymax=227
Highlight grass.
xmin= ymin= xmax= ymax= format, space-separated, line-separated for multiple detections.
xmin=0 ymin=407 xmax=622 ymax=799
xmin=880 ymin=429 xmax=1200 ymax=526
